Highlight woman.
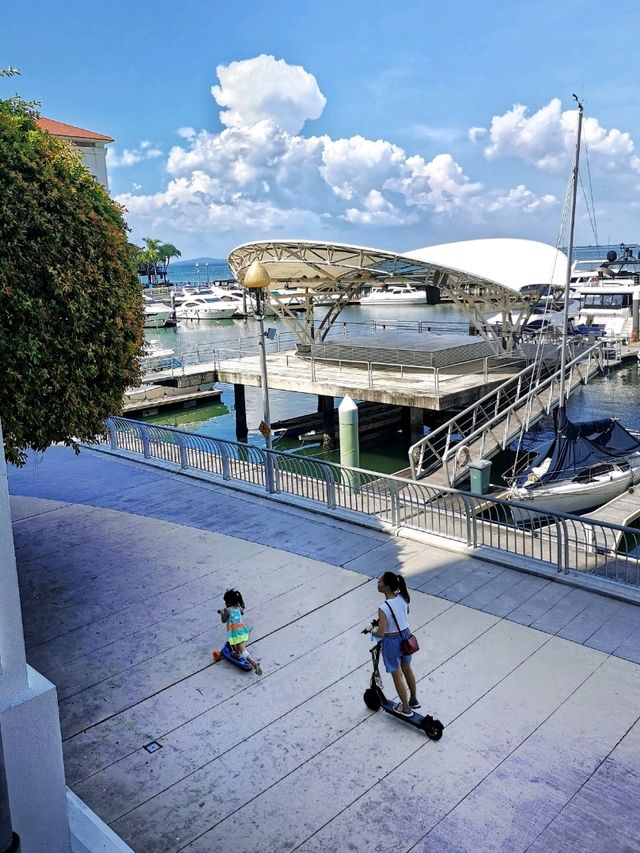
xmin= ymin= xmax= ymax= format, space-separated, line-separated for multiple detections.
xmin=371 ymin=571 xmax=419 ymax=716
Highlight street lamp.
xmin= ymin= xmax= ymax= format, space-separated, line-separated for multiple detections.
xmin=195 ymin=262 xmax=200 ymax=287
xmin=242 ymin=260 xmax=274 ymax=452
xmin=205 ymin=262 xmax=210 ymax=285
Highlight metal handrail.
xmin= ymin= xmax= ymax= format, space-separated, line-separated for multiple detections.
xmin=101 ymin=417 xmax=640 ymax=595
xmin=409 ymin=340 xmax=604 ymax=482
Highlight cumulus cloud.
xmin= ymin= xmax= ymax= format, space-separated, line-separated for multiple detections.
xmin=108 ymin=142 xmax=163 ymax=168
xmin=475 ymin=98 xmax=636 ymax=172
xmin=211 ymin=54 xmax=326 ymax=135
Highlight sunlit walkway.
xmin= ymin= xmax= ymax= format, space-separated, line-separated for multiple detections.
xmin=8 ymin=447 xmax=640 ymax=852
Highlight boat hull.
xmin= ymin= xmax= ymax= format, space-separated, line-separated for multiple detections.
xmin=509 ymin=470 xmax=636 ymax=522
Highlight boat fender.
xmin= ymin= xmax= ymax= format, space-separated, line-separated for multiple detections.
xmin=455 ymin=445 xmax=471 ymax=467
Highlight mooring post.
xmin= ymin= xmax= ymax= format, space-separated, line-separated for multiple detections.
xmin=234 ymin=384 xmax=248 ymax=440
xmin=319 ymin=395 xmax=335 ymax=450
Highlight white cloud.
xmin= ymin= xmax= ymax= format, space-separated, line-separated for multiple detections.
xmin=108 ymin=141 xmax=163 ymax=169
xmin=469 ymin=126 xmax=487 ymax=144
xmin=177 ymin=127 xmax=196 ymax=139
xmin=478 ymin=98 xmax=636 ymax=173
xmin=211 ymin=54 xmax=326 ymax=134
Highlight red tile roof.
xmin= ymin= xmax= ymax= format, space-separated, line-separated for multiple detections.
xmin=36 ymin=117 xmax=114 ymax=143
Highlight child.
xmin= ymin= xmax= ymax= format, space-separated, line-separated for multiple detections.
xmin=218 ymin=588 xmax=262 ymax=675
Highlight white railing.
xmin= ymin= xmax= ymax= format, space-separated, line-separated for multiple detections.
xmin=101 ymin=417 xmax=640 ymax=595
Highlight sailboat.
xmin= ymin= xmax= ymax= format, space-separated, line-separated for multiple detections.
xmin=507 ymin=98 xmax=640 ymax=520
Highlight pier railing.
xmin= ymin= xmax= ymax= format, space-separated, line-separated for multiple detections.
xmin=101 ymin=417 xmax=640 ymax=595
xmin=409 ymin=339 xmax=606 ymax=484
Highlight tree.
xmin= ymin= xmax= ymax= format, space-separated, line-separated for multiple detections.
xmin=137 ymin=237 xmax=164 ymax=285
xmin=0 ymin=97 xmax=143 ymax=465
xmin=158 ymin=242 xmax=181 ymax=281
xmin=136 ymin=238 xmax=181 ymax=284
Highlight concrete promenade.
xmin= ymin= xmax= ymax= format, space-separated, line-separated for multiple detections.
xmin=8 ymin=447 xmax=640 ymax=852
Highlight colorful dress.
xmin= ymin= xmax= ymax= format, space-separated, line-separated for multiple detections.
xmin=225 ymin=606 xmax=250 ymax=646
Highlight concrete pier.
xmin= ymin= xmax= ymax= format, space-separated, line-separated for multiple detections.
xmin=7 ymin=446 xmax=640 ymax=852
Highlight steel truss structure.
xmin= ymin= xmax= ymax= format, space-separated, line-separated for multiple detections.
xmin=228 ymin=240 xmax=543 ymax=353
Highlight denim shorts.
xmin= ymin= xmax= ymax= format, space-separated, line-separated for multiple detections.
xmin=381 ymin=628 xmax=413 ymax=673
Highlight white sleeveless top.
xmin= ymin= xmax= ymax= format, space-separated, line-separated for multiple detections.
xmin=380 ymin=595 xmax=409 ymax=634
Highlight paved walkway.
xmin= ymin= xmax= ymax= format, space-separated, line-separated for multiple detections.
xmin=8 ymin=447 xmax=640 ymax=852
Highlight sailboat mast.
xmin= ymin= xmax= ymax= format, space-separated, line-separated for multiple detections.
xmin=558 ymin=95 xmax=584 ymax=408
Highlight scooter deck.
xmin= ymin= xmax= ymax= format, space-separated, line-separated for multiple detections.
xmin=381 ymin=699 xmax=429 ymax=728
xmin=213 ymin=643 xmax=253 ymax=671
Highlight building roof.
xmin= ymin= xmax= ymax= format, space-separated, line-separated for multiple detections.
xmin=36 ymin=117 xmax=114 ymax=143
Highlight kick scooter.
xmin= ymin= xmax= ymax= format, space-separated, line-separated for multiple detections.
xmin=362 ymin=620 xmax=444 ymax=739
xmin=212 ymin=642 xmax=253 ymax=671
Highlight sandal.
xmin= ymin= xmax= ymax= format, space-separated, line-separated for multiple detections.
xmin=253 ymin=662 xmax=262 ymax=675
xmin=393 ymin=702 xmax=414 ymax=717
xmin=410 ymin=699 xmax=421 ymax=709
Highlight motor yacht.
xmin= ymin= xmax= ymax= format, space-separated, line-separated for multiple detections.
xmin=358 ymin=283 xmax=426 ymax=305
xmin=143 ymin=297 xmax=174 ymax=328
xmin=174 ymin=295 xmax=237 ymax=321
xmin=139 ymin=339 xmax=176 ymax=371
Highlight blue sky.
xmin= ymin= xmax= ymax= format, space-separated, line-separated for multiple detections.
xmin=5 ymin=0 xmax=640 ymax=259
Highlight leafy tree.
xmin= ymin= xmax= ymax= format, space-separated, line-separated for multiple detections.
xmin=136 ymin=238 xmax=181 ymax=284
xmin=158 ymin=242 xmax=181 ymax=279
xmin=0 ymin=97 xmax=143 ymax=465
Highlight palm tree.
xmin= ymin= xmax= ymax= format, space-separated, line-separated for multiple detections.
xmin=137 ymin=238 xmax=164 ymax=285
xmin=158 ymin=243 xmax=181 ymax=283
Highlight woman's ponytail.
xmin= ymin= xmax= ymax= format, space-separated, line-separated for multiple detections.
xmin=396 ymin=574 xmax=410 ymax=604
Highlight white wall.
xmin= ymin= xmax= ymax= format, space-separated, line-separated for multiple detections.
xmin=75 ymin=143 xmax=109 ymax=190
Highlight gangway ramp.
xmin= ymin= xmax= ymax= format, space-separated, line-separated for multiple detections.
xmin=408 ymin=340 xmax=605 ymax=487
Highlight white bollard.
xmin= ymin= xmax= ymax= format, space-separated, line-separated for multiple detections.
xmin=339 ymin=396 xmax=359 ymax=472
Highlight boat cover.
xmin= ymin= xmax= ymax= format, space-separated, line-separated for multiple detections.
xmin=518 ymin=410 xmax=640 ymax=485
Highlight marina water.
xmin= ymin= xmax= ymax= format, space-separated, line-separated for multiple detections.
xmin=143 ymin=255 xmax=640 ymax=476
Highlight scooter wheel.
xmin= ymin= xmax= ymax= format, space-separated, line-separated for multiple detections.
xmin=421 ymin=715 xmax=444 ymax=740
xmin=363 ymin=688 xmax=382 ymax=711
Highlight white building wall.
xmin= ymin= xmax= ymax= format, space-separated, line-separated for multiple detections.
xmin=74 ymin=143 xmax=109 ymax=191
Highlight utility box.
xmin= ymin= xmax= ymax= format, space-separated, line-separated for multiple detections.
xmin=469 ymin=458 xmax=492 ymax=495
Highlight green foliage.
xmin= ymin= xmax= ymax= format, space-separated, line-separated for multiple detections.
xmin=0 ymin=98 xmax=143 ymax=465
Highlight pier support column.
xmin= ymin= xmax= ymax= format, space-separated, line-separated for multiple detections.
xmin=402 ymin=406 xmax=424 ymax=445
xmin=234 ymin=384 xmax=248 ymax=441
xmin=319 ymin=395 xmax=335 ymax=450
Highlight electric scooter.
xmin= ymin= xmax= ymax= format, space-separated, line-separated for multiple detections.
xmin=212 ymin=642 xmax=253 ymax=671
xmin=362 ymin=620 xmax=444 ymax=740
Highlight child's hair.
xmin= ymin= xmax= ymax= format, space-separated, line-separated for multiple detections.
xmin=223 ymin=588 xmax=245 ymax=609
xmin=380 ymin=571 xmax=410 ymax=603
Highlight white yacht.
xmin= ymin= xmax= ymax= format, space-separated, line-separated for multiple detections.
xmin=576 ymin=282 xmax=640 ymax=337
xmin=143 ymin=297 xmax=174 ymax=328
xmin=358 ymin=283 xmax=426 ymax=305
xmin=174 ymin=295 xmax=237 ymax=321
xmin=139 ymin=340 xmax=176 ymax=371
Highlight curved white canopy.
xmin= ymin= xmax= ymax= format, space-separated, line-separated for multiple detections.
xmin=228 ymin=237 xmax=567 ymax=296
xmin=406 ymin=238 xmax=567 ymax=294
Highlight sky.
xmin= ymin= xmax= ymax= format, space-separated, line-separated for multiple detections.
xmin=4 ymin=0 xmax=640 ymax=260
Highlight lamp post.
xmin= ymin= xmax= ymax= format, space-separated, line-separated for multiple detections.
xmin=242 ymin=260 xmax=273 ymax=453
xmin=205 ymin=262 xmax=210 ymax=285
xmin=195 ymin=262 xmax=200 ymax=287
